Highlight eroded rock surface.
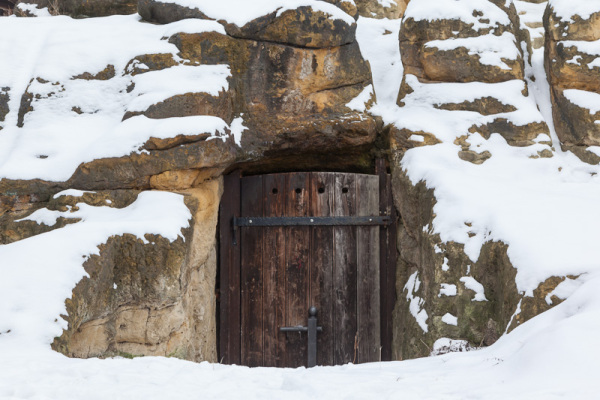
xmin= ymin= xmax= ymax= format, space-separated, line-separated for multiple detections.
xmin=2 ymin=0 xmax=584 ymax=366
xmin=19 ymin=0 xmax=137 ymax=17
xmin=388 ymin=0 xmax=554 ymax=359
xmin=49 ymin=180 xmax=222 ymax=361
xmin=355 ymin=0 xmax=408 ymax=19
xmin=545 ymin=3 xmax=600 ymax=162
xmin=0 ymin=3 xmax=376 ymax=364
xmin=390 ymin=162 xmax=519 ymax=359
xmin=396 ymin=0 xmax=548 ymax=148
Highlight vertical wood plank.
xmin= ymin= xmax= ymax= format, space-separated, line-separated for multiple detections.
xmin=377 ymin=159 xmax=397 ymax=362
xmin=219 ymin=171 xmax=241 ymax=364
xmin=284 ymin=172 xmax=311 ymax=367
xmin=240 ymin=175 xmax=264 ymax=367
xmin=262 ymin=174 xmax=286 ymax=367
xmin=333 ymin=173 xmax=358 ymax=365
xmin=309 ymin=172 xmax=335 ymax=366
xmin=356 ymin=175 xmax=381 ymax=363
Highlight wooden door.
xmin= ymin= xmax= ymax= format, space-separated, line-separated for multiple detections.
xmin=219 ymin=170 xmax=396 ymax=367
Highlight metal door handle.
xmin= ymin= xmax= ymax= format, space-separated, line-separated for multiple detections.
xmin=279 ymin=326 xmax=323 ymax=333
xmin=279 ymin=306 xmax=322 ymax=367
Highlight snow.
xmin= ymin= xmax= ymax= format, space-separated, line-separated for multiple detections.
xmin=127 ymin=64 xmax=231 ymax=113
xmin=345 ymin=84 xmax=374 ymax=112
xmin=0 ymin=191 xmax=191 ymax=346
xmin=441 ymin=257 xmax=449 ymax=271
xmin=229 ymin=115 xmax=247 ymax=146
xmin=588 ymin=146 xmax=600 ymax=157
xmin=0 ymin=15 xmax=237 ymax=182
xmin=15 ymin=3 xmax=52 ymax=17
xmin=53 ymin=189 xmax=94 ymax=199
xmin=438 ymin=283 xmax=457 ymax=297
xmin=408 ymin=134 xmax=424 ymax=142
xmin=589 ymin=57 xmax=600 ymax=68
xmin=426 ymin=32 xmax=519 ymax=70
xmin=560 ymin=40 xmax=600 ymax=56
xmin=376 ymin=0 xmax=397 ymax=8
xmin=365 ymin=0 xmax=600 ymax=295
xmin=563 ymin=89 xmax=600 ymax=114
xmin=404 ymin=0 xmax=510 ymax=31
xmin=155 ymin=0 xmax=355 ymax=27
xmin=549 ymin=0 xmax=600 ymax=22
xmin=430 ymin=338 xmax=473 ymax=355
xmin=514 ymin=0 xmax=546 ymax=49
xmin=2 ymin=3 xmax=600 ymax=400
xmin=505 ymin=298 xmax=523 ymax=334
xmin=545 ymin=276 xmax=585 ymax=305
xmin=566 ymin=55 xmax=582 ymax=65
xmin=404 ymin=271 xmax=429 ymax=332
xmin=441 ymin=313 xmax=458 ymax=326
xmin=355 ymin=17 xmax=402 ymax=117
xmin=460 ymin=277 xmax=488 ymax=301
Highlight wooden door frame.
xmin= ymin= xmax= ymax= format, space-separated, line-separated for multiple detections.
xmin=218 ymin=161 xmax=397 ymax=365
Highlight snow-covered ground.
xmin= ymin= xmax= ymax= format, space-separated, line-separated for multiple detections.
xmin=2 ymin=0 xmax=600 ymax=398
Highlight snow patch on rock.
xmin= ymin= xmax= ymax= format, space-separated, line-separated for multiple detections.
xmin=404 ymin=271 xmax=429 ymax=333
xmin=441 ymin=313 xmax=458 ymax=326
xmin=439 ymin=283 xmax=457 ymax=297
xmin=154 ymin=0 xmax=356 ymax=27
xmin=460 ymin=276 xmax=488 ymax=301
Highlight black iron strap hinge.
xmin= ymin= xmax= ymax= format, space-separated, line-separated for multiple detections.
xmin=232 ymin=216 xmax=391 ymax=245
xmin=234 ymin=215 xmax=391 ymax=227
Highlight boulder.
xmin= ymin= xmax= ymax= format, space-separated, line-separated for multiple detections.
xmin=550 ymin=88 xmax=600 ymax=147
xmin=399 ymin=2 xmax=525 ymax=83
xmin=168 ymin=30 xmax=376 ymax=161
xmin=51 ymin=179 xmax=222 ymax=361
xmin=419 ymin=40 xmax=524 ymax=83
xmin=18 ymin=0 xmax=136 ymax=17
xmin=545 ymin=3 xmax=600 ymax=157
xmin=390 ymin=164 xmax=520 ymax=359
xmin=139 ymin=0 xmax=356 ymax=48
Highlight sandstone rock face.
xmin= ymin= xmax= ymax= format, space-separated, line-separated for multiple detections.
xmin=4 ymin=3 xmax=375 ymax=198
xmin=19 ymin=0 xmax=136 ymax=17
xmin=139 ymin=0 xmax=356 ymax=47
xmin=396 ymin=0 xmax=548 ymax=148
xmin=2 ymin=0 xmax=574 ymax=366
xmin=545 ymin=3 xmax=600 ymax=160
xmin=0 ymin=3 xmax=377 ymax=364
xmin=390 ymin=161 xmax=520 ymax=359
xmin=50 ymin=180 xmax=222 ymax=361
xmin=137 ymin=4 xmax=377 ymax=166
xmin=0 ymin=87 xmax=8 ymax=126
xmin=355 ymin=0 xmax=408 ymax=19
xmin=389 ymin=0 xmax=553 ymax=359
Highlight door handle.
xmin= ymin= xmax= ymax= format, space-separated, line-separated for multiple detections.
xmin=279 ymin=306 xmax=322 ymax=367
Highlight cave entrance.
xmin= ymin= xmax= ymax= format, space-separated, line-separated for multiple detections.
xmin=218 ymin=161 xmax=396 ymax=367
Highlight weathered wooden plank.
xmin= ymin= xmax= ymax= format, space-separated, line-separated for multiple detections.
xmin=240 ymin=175 xmax=264 ymax=367
xmin=333 ymin=173 xmax=358 ymax=365
xmin=262 ymin=174 xmax=286 ymax=367
xmin=219 ymin=170 xmax=241 ymax=365
xmin=356 ymin=175 xmax=381 ymax=363
xmin=284 ymin=172 xmax=311 ymax=367
xmin=309 ymin=172 xmax=335 ymax=366
xmin=376 ymin=159 xmax=396 ymax=362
